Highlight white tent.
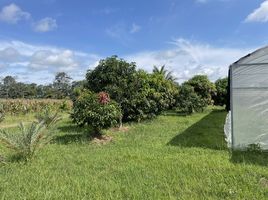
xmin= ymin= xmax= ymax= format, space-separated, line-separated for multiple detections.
xmin=227 ymin=46 xmax=268 ymax=150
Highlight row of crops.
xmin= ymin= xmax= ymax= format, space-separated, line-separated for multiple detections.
xmin=0 ymin=99 xmax=72 ymax=115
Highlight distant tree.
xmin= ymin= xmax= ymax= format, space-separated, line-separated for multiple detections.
xmin=3 ymin=76 xmax=16 ymax=86
xmin=153 ymin=65 xmax=177 ymax=82
xmin=213 ymin=77 xmax=228 ymax=106
xmin=1 ymin=76 xmax=16 ymax=98
xmin=184 ymin=75 xmax=216 ymax=106
xmin=53 ymin=72 xmax=72 ymax=99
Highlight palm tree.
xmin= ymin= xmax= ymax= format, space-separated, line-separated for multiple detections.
xmin=0 ymin=122 xmax=52 ymax=161
xmin=153 ymin=65 xmax=177 ymax=82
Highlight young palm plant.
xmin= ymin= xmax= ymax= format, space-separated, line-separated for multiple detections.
xmin=0 ymin=122 xmax=51 ymax=161
xmin=0 ymin=112 xmax=5 ymax=123
xmin=35 ymin=109 xmax=62 ymax=129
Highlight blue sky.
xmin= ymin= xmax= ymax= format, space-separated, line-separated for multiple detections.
xmin=0 ymin=0 xmax=267 ymax=84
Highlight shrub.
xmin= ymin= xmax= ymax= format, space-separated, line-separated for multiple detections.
xmin=185 ymin=75 xmax=216 ymax=106
xmin=213 ymin=77 xmax=228 ymax=106
xmin=121 ymin=70 xmax=178 ymax=121
xmin=71 ymin=91 xmax=121 ymax=136
xmin=86 ymin=56 xmax=178 ymax=122
xmin=176 ymin=84 xmax=206 ymax=114
xmin=0 ymin=122 xmax=51 ymax=161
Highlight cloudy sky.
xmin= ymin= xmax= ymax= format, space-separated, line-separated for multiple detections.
xmin=0 ymin=0 xmax=267 ymax=84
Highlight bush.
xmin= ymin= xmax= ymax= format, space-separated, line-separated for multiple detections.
xmin=71 ymin=91 xmax=121 ymax=136
xmin=86 ymin=56 xmax=178 ymax=122
xmin=176 ymin=84 xmax=206 ymax=114
xmin=0 ymin=122 xmax=51 ymax=161
xmin=213 ymin=77 xmax=228 ymax=106
xmin=185 ymin=75 xmax=216 ymax=106
xmin=121 ymin=71 xmax=178 ymax=121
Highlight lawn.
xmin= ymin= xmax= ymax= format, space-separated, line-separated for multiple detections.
xmin=1 ymin=107 xmax=268 ymax=199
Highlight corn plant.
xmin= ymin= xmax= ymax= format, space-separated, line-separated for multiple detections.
xmin=0 ymin=99 xmax=72 ymax=115
xmin=35 ymin=109 xmax=62 ymax=128
xmin=0 ymin=122 xmax=51 ymax=161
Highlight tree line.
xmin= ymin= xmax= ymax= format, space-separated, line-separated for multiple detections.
xmin=0 ymin=55 xmax=228 ymax=111
xmin=0 ymin=72 xmax=85 ymax=99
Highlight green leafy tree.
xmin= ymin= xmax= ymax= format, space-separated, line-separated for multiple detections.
xmin=213 ymin=77 xmax=228 ymax=106
xmin=184 ymin=75 xmax=216 ymax=106
xmin=176 ymin=84 xmax=206 ymax=114
xmin=86 ymin=56 xmax=179 ymax=122
xmin=86 ymin=55 xmax=136 ymax=124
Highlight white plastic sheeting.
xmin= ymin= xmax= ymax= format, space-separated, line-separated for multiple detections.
xmin=224 ymin=111 xmax=232 ymax=148
xmin=230 ymin=46 xmax=268 ymax=150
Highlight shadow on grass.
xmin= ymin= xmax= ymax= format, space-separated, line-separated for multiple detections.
xmin=168 ymin=109 xmax=227 ymax=150
xmin=230 ymin=151 xmax=268 ymax=166
xmin=54 ymin=124 xmax=93 ymax=144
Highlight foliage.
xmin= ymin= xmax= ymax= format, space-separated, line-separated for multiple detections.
xmin=0 ymin=112 xmax=4 ymax=123
xmin=86 ymin=56 xmax=178 ymax=122
xmin=71 ymin=91 xmax=121 ymax=135
xmin=0 ymin=122 xmax=51 ymax=161
xmin=0 ymin=99 xmax=72 ymax=115
xmin=86 ymin=55 xmax=136 ymax=94
xmin=152 ymin=65 xmax=177 ymax=82
xmin=35 ymin=109 xmax=62 ymax=128
xmin=213 ymin=77 xmax=228 ymax=106
xmin=185 ymin=75 xmax=216 ymax=106
xmin=176 ymin=84 xmax=206 ymax=114
xmin=53 ymin=72 xmax=73 ymax=99
xmin=121 ymin=71 xmax=179 ymax=121
xmin=0 ymin=73 xmax=77 ymax=99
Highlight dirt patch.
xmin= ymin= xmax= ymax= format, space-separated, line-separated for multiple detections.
xmin=259 ymin=177 xmax=268 ymax=188
xmin=92 ymin=135 xmax=113 ymax=145
xmin=110 ymin=126 xmax=130 ymax=132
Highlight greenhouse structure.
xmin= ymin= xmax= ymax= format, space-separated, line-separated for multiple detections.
xmin=226 ymin=46 xmax=268 ymax=150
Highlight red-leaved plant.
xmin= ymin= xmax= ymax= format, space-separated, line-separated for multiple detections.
xmin=98 ymin=92 xmax=110 ymax=104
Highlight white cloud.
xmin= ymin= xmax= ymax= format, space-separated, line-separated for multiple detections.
xmin=0 ymin=38 xmax=255 ymax=84
xmin=33 ymin=17 xmax=57 ymax=32
xmin=245 ymin=0 xmax=268 ymax=23
xmin=0 ymin=47 xmax=20 ymax=62
xmin=0 ymin=3 xmax=30 ymax=24
xmin=0 ymin=40 xmax=100 ymax=83
xmin=30 ymin=50 xmax=78 ymax=71
xmin=125 ymin=38 xmax=253 ymax=82
xmin=130 ymin=23 xmax=141 ymax=33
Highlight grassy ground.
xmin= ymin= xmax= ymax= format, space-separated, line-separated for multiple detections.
xmin=1 ymin=107 xmax=268 ymax=199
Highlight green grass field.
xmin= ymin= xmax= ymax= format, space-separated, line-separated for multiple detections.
xmin=1 ymin=107 xmax=268 ymax=199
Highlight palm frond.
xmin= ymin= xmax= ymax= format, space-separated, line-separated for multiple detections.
xmin=35 ymin=109 xmax=62 ymax=128
xmin=0 ymin=121 xmax=51 ymax=161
